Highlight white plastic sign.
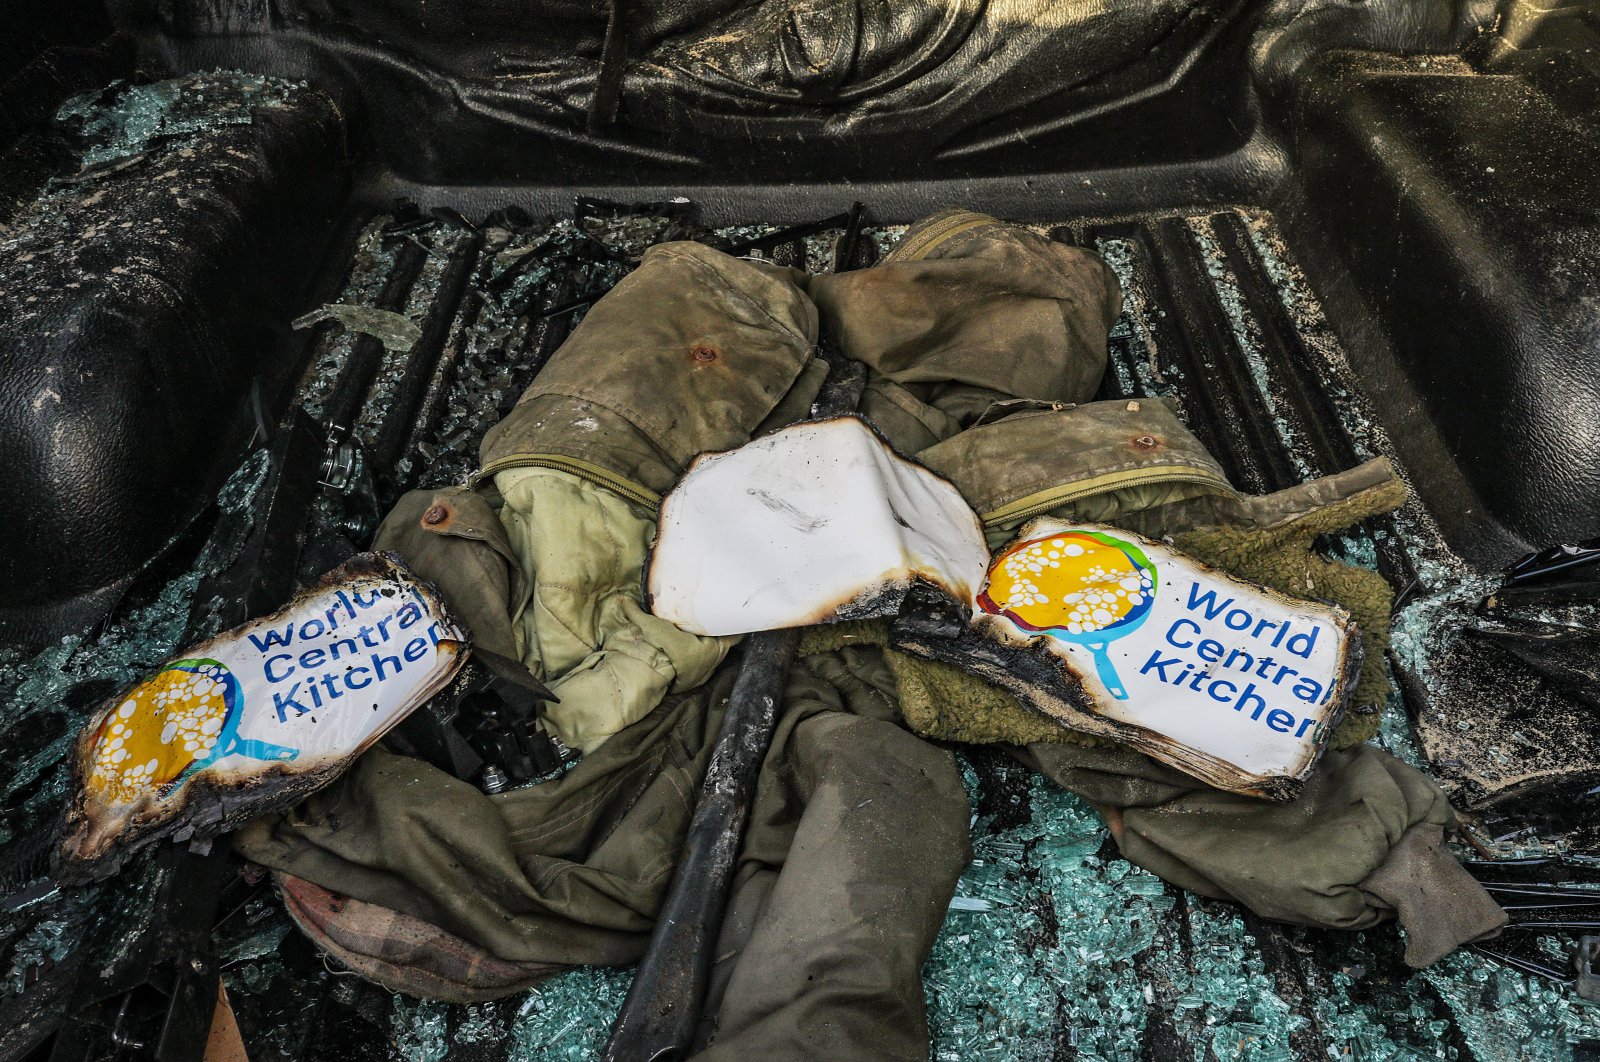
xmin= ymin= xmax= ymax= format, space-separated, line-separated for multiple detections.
xmin=971 ymin=520 xmax=1357 ymax=795
xmin=62 ymin=552 xmax=468 ymax=874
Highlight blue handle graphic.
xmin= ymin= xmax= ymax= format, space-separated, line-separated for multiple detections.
xmin=1089 ymin=642 xmax=1129 ymax=700
xmin=225 ymin=735 xmax=300 ymax=762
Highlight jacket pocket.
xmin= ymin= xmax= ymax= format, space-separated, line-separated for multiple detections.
xmin=916 ymin=398 xmax=1238 ymax=531
xmin=496 ymin=242 xmax=817 ymax=475
xmin=373 ymin=486 xmax=528 ymax=662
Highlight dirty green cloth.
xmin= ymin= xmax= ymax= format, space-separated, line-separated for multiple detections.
xmin=493 ymin=467 xmax=731 ymax=752
xmin=239 ymin=645 xmax=971 ymax=1056
xmin=372 ymin=473 xmax=729 ymax=754
xmin=1012 ymin=741 xmax=1505 ymax=967
xmin=461 ymin=211 xmax=1124 ymax=753
xmin=691 ymin=648 xmax=970 ymax=1060
xmin=373 ymin=485 xmax=526 ymax=664
xmin=241 ymin=671 xmax=728 ymax=970
xmin=917 ymin=397 xmax=1237 ymax=528
xmin=480 ymin=241 xmax=818 ymax=498
xmin=247 ymin=211 xmax=1500 ymax=1058
xmin=806 ymin=207 xmax=1124 ymax=450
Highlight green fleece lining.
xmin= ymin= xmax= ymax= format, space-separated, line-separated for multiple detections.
xmin=798 ymin=620 xmax=1115 ymax=749
xmin=1171 ymin=482 xmax=1412 ymax=749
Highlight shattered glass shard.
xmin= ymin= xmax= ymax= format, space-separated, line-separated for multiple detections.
xmin=292 ymin=303 xmax=424 ymax=353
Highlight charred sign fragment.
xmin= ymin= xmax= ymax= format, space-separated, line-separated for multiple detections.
xmin=896 ymin=520 xmax=1362 ymax=800
xmin=59 ymin=552 xmax=468 ymax=879
xmin=1403 ymin=611 xmax=1600 ymax=811
xmin=647 ymin=416 xmax=990 ymax=637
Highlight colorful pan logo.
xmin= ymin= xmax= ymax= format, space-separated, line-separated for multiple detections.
xmin=977 ymin=530 xmax=1159 ymax=699
xmin=86 ymin=658 xmax=298 ymax=806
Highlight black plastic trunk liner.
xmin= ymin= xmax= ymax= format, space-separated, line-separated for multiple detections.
xmin=3 ymin=204 xmax=1599 ymax=1061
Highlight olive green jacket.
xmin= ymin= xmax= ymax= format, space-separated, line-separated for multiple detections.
xmin=238 ymin=212 xmax=1501 ymax=1051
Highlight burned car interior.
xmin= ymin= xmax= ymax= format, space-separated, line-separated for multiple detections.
xmin=3 ymin=0 xmax=1600 ymax=1058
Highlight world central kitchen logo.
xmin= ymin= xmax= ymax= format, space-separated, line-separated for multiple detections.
xmin=979 ymin=530 xmax=1158 ymax=699
xmin=248 ymin=587 xmax=450 ymax=720
xmin=981 ymin=529 xmax=1335 ymax=739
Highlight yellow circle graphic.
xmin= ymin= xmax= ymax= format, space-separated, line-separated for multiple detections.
xmin=982 ymin=534 xmax=1154 ymax=635
xmin=86 ymin=660 xmax=231 ymax=806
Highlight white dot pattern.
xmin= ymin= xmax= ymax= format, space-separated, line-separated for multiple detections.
xmin=87 ymin=662 xmax=231 ymax=805
xmin=990 ymin=536 xmax=1154 ymax=635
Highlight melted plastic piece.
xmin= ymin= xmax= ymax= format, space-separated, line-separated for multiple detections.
xmin=58 ymin=552 xmax=469 ymax=879
xmin=648 ymin=416 xmax=989 ymax=637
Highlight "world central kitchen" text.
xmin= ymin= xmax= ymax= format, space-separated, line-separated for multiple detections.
xmin=1138 ymin=583 xmax=1331 ymax=738
xmin=248 ymin=588 xmax=447 ymax=721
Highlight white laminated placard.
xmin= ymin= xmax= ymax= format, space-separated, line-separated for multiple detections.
xmin=966 ymin=521 xmax=1359 ymax=796
xmin=62 ymin=552 xmax=469 ymax=875
xmin=648 ymin=416 xmax=990 ymax=637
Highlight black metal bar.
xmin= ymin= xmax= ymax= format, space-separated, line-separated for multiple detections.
xmin=605 ymin=207 xmax=869 ymax=1062
xmin=1468 ymin=942 xmax=1574 ymax=984
xmin=602 ymin=634 xmax=801 ymax=1062
xmin=830 ymin=202 xmax=866 ymax=273
xmin=1481 ymin=577 xmax=1600 ymax=612
xmin=371 ymin=227 xmax=486 ymax=476
xmin=1504 ymin=539 xmax=1600 ymax=586
xmin=721 ymin=211 xmax=852 ymax=259
xmin=320 ymin=237 xmax=430 ymax=437
xmin=539 ymin=293 xmax=594 ymax=320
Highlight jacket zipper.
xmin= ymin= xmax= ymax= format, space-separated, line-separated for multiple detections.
xmin=479 ymin=457 xmax=1231 ymax=530
xmin=978 ymin=466 xmax=1233 ymax=529
xmin=474 ymin=454 xmax=661 ymax=510
xmin=888 ymin=211 xmax=995 ymax=263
